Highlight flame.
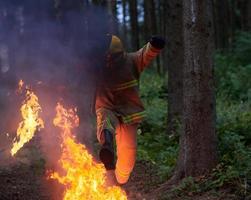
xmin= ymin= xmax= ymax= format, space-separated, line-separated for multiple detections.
xmin=16 ymin=79 xmax=24 ymax=94
xmin=18 ymin=79 xmax=24 ymax=90
xmin=11 ymin=86 xmax=44 ymax=156
xmin=50 ymin=103 xmax=127 ymax=200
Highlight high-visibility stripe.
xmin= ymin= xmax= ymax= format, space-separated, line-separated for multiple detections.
xmin=115 ymin=168 xmax=130 ymax=184
xmin=123 ymin=114 xmax=144 ymax=122
xmin=106 ymin=118 xmax=114 ymax=131
xmin=97 ymin=119 xmax=115 ymax=131
xmin=116 ymin=168 xmax=130 ymax=178
xmin=114 ymin=80 xmax=138 ymax=91
xmin=122 ymin=111 xmax=146 ymax=123
xmin=115 ymin=82 xmax=138 ymax=91
xmin=117 ymin=80 xmax=138 ymax=87
xmin=97 ymin=122 xmax=104 ymax=128
xmin=123 ymin=111 xmax=146 ymax=120
xmin=123 ymin=115 xmax=144 ymax=123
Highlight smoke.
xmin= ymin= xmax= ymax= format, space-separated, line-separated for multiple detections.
xmin=0 ymin=1 xmax=111 ymax=167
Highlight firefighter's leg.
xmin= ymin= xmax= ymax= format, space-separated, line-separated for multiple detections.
xmin=115 ymin=123 xmax=138 ymax=184
xmin=96 ymin=108 xmax=119 ymax=170
xmin=96 ymin=108 xmax=119 ymax=143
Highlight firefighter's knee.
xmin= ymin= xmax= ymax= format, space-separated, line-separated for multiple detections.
xmin=115 ymin=146 xmax=136 ymax=184
xmin=96 ymin=108 xmax=118 ymax=144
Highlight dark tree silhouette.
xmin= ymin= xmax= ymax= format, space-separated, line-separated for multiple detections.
xmin=173 ymin=0 xmax=218 ymax=180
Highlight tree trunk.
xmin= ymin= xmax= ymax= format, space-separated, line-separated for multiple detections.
xmin=241 ymin=0 xmax=251 ymax=31
xmin=128 ymin=0 xmax=139 ymax=50
xmin=162 ymin=0 xmax=168 ymax=72
xmin=247 ymin=0 xmax=251 ymax=30
xmin=143 ymin=0 xmax=161 ymax=73
xmin=56 ymin=0 xmax=84 ymax=15
xmin=228 ymin=0 xmax=236 ymax=49
xmin=157 ymin=0 xmax=163 ymax=36
xmin=214 ymin=0 xmax=230 ymax=50
xmin=167 ymin=0 xmax=184 ymax=136
xmin=157 ymin=0 xmax=165 ymax=72
xmin=143 ymin=0 xmax=157 ymax=39
xmin=122 ymin=0 xmax=128 ymax=47
xmin=92 ymin=0 xmax=107 ymax=6
xmin=106 ymin=0 xmax=118 ymax=34
xmin=173 ymin=0 xmax=217 ymax=179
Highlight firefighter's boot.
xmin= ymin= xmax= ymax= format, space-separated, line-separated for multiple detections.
xmin=99 ymin=129 xmax=115 ymax=170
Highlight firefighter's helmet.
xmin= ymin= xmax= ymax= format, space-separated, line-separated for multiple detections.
xmin=108 ymin=35 xmax=124 ymax=54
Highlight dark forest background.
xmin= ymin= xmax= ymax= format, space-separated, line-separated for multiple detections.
xmin=0 ymin=0 xmax=250 ymax=199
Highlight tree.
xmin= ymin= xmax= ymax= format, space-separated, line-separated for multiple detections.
xmin=55 ymin=0 xmax=84 ymax=18
xmin=161 ymin=0 xmax=168 ymax=73
xmin=246 ymin=0 xmax=251 ymax=30
xmin=173 ymin=0 xmax=218 ymax=180
xmin=240 ymin=0 xmax=251 ymax=31
xmin=143 ymin=0 xmax=157 ymax=40
xmin=92 ymin=0 xmax=118 ymax=34
xmin=92 ymin=0 xmax=106 ymax=6
xmin=166 ymin=0 xmax=184 ymax=136
xmin=121 ymin=0 xmax=128 ymax=47
xmin=106 ymin=0 xmax=118 ymax=34
xmin=213 ymin=0 xmax=230 ymax=50
xmin=128 ymin=0 xmax=139 ymax=50
xmin=143 ymin=0 xmax=161 ymax=73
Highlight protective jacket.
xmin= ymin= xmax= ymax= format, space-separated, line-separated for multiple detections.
xmin=95 ymin=42 xmax=161 ymax=124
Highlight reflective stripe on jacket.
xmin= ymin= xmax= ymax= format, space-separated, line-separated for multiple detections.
xmin=95 ymin=42 xmax=161 ymax=124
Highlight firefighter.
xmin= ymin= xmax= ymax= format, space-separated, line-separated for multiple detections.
xmin=96 ymin=34 xmax=165 ymax=184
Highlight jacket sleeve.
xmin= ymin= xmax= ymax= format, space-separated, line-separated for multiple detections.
xmin=131 ymin=42 xmax=162 ymax=73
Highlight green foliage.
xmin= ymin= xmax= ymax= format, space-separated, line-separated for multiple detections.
xmin=217 ymin=100 xmax=251 ymax=144
xmin=171 ymin=100 xmax=251 ymax=196
xmin=137 ymin=33 xmax=251 ymax=196
xmin=212 ymin=32 xmax=251 ymax=194
xmin=218 ymin=131 xmax=251 ymax=176
xmin=140 ymin=69 xmax=167 ymax=131
xmin=214 ymin=99 xmax=251 ymax=193
xmin=137 ymin=131 xmax=178 ymax=179
xmin=234 ymin=32 xmax=251 ymax=65
xmin=137 ymin=69 xmax=178 ymax=179
xmin=169 ymin=100 xmax=251 ymax=196
xmin=215 ymin=32 xmax=251 ymax=101
xmin=172 ymin=177 xmax=202 ymax=195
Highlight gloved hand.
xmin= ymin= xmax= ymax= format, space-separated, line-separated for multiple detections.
xmin=150 ymin=36 xmax=166 ymax=50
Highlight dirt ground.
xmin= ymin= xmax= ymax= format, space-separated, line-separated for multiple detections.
xmin=0 ymin=164 xmax=49 ymax=200
xmin=0 ymin=134 xmax=247 ymax=200
xmin=0 ymin=148 xmax=159 ymax=200
xmin=0 ymin=152 xmax=244 ymax=200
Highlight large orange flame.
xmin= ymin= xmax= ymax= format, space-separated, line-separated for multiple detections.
xmin=50 ymin=103 xmax=127 ymax=200
xmin=11 ymin=82 xmax=44 ymax=156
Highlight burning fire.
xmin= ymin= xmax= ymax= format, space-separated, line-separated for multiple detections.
xmin=11 ymin=81 xmax=44 ymax=156
xmin=50 ymin=103 xmax=127 ymax=200
xmin=18 ymin=79 xmax=24 ymax=92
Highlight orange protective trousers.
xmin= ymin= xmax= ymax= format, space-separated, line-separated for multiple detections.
xmin=96 ymin=108 xmax=137 ymax=184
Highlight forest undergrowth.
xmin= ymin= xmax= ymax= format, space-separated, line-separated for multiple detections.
xmin=138 ymin=32 xmax=251 ymax=198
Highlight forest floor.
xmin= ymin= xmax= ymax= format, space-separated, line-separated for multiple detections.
xmin=0 ymin=144 xmax=245 ymax=200
xmin=123 ymin=162 xmax=242 ymax=200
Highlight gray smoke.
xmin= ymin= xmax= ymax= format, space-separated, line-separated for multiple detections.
xmin=0 ymin=0 xmax=111 ymax=166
